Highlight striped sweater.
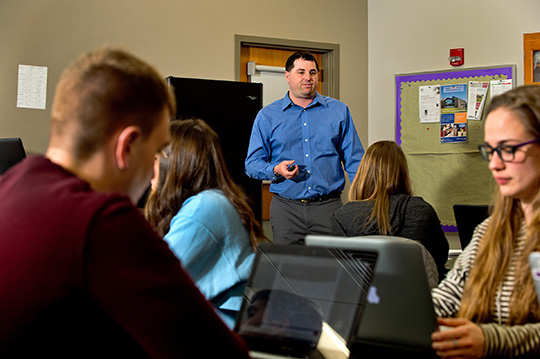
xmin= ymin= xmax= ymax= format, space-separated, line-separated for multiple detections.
xmin=432 ymin=217 xmax=540 ymax=357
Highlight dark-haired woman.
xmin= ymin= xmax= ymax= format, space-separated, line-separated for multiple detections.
xmin=145 ymin=119 xmax=266 ymax=327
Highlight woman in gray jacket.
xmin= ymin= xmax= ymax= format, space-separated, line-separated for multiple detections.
xmin=331 ymin=140 xmax=449 ymax=280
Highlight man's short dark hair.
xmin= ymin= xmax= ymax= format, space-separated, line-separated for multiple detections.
xmin=285 ymin=51 xmax=319 ymax=72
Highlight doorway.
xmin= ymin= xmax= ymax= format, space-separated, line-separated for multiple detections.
xmin=235 ymin=35 xmax=340 ymax=98
xmin=235 ymin=35 xmax=340 ymax=239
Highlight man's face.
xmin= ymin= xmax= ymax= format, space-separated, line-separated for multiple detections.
xmin=127 ymin=110 xmax=170 ymax=203
xmin=285 ymin=58 xmax=319 ymax=101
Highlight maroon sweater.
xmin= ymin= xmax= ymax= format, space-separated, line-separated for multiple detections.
xmin=0 ymin=156 xmax=250 ymax=358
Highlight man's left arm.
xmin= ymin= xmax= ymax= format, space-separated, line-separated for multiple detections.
xmin=339 ymin=108 xmax=364 ymax=180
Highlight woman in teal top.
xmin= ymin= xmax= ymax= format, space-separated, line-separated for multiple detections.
xmin=145 ymin=119 xmax=266 ymax=327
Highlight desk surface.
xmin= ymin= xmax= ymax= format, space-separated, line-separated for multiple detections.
xmin=350 ymin=342 xmax=438 ymax=359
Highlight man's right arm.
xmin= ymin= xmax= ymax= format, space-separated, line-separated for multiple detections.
xmin=245 ymin=114 xmax=279 ymax=181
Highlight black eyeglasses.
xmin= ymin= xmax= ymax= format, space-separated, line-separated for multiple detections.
xmin=478 ymin=138 xmax=540 ymax=162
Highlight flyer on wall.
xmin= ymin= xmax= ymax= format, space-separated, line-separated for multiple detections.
xmin=419 ymin=85 xmax=441 ymax=123
xmin=440 ymin=84 xmax=468 ymax=143
xmin=440 ymin=84 xmax=468 ymax=115
xmin=467 ymin=81 xmax=489 ymax=121
xmin=490 ymin=79 xmax=513 ymax=99
xmin=440 ymin=113 xmax=467 ymax=143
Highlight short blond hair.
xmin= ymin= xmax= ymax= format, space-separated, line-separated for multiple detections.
xmin=50 ymin=48 xmax=175 ymax=161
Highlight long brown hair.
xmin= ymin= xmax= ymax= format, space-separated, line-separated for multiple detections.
xmin=145 ymin=119 xmax=266 ymax=249
xmin=458 ymin=84 xmax=540 ymax=324
xmin=348 ymin=140 xmax=412 ymax=235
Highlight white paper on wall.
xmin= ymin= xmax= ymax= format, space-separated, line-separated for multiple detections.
xmin=17 ymin=64 xmax=48 ymax=110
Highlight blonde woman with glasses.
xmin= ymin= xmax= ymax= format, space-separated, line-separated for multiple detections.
xmin=432 ymin=84 xmax=540 ymax=358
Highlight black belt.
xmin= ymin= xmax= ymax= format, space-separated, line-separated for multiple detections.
xmin=277 ymin=191 xmax=342 ymax=203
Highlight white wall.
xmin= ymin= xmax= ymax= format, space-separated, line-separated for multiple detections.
xmin=0 ymin=0 xmax=368 ymax=154
xmin=368 ymin=0 xmax=540 ymax=144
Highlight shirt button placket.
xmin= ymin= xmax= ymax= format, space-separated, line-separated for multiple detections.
xmin=301 ymin=110 xmax=312 ymax=194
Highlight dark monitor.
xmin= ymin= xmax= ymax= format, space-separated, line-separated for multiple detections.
xmin=234 ymin=243 xmax=377 ymax=358
xmin=0 ymin=138 xmax=26 ymax=175
xmin=305 ymin=235 xmax=439 ymax=358
xmin=166 ymin=77 xmax=263 ymax=223
xmin=453 ymin=204 xmax=491 ymax=249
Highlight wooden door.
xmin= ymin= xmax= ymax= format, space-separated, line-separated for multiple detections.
xmin=524 ymin=32 xmax=540 ymax=84
xmin=240 ymin=46 xmax=323 ymax=93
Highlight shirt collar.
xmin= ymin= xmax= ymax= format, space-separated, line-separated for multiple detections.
xmin=281 ymin=91 xmax=327 ymax=111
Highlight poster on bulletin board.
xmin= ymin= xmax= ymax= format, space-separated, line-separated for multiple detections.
xmin=395 ymin=65 xmax=516 ymax=231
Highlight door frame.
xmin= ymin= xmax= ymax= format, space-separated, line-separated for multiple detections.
xmin=234 ymin=35 xmax=340 ymax=99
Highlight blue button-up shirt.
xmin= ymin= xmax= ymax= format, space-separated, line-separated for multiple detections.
xmin=245 ymin=92 xmax=364 ymax=200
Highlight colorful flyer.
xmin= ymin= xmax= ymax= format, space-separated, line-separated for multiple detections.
xmin=440 ymin=113 xmax=467 ymax=143
xmin=440 ymin=84 xmax=468 ymax=115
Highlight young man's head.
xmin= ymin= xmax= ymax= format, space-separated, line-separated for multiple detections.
xmin=48 ymin=48 xmax=175 ymax=202
xmin=50 ymin=48 xmax=175 ymax=160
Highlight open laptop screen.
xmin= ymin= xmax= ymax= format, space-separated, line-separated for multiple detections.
xmin=234 ymin=243 xmax=377 ymax=358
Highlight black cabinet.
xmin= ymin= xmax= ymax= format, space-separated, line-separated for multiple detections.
xmin=167 ymin=77 xmax=263 ymax=223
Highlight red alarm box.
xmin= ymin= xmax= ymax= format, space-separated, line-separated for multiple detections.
xmin=449 ymin=48 xmax=464 ymax=66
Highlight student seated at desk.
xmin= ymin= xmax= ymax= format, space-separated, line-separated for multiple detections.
xmin=331 ymin=140 xmax=449 ymax=283
xmin=145 ymin=118 xmax=267 ymax=327
xmin=0 ymin=48 xmax=250 ymax=358
xmin=431 ymin=84 xmax=540 ymax=358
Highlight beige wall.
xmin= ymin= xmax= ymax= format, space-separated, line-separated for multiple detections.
xmin=5 ymin=1 xmax=540 ymax=156
xmin=368 ymin=0 xmax=540 ymax=144
xmin=0 ymin=0 xmax=368 ymax=154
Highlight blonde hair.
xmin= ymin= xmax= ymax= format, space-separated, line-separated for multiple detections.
xmin=458 ymin=84 xmax=540 ymax=324
xmin=348 ymin=140 xmax=412 ymax=235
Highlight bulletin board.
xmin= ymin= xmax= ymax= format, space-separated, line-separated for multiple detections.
xmin=395 ymin=65 xmax=516 ymax=231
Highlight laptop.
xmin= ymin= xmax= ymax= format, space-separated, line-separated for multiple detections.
xmin=453 ymin=204 xmax=491 ymax=249
xmin=304 ymin=235 xmax=439 ymax=358
xmin=529 ymin=252 xmax=540 ymax=305
xmin=234 ymin=243 xmax=378 ymax=359
xmin=0 ymin=138 xmax=26 ymax=175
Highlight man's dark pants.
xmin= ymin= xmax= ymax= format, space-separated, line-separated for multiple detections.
xmin=270 ymin=194 xmax=343 ymax=245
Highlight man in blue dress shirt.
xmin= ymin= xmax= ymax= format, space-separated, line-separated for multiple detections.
xmin=245 ymin=51 xmax=364 ymax=245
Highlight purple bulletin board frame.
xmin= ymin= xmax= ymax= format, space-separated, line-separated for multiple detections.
xmin=395 ymin=65 xmax=516 ymax=232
